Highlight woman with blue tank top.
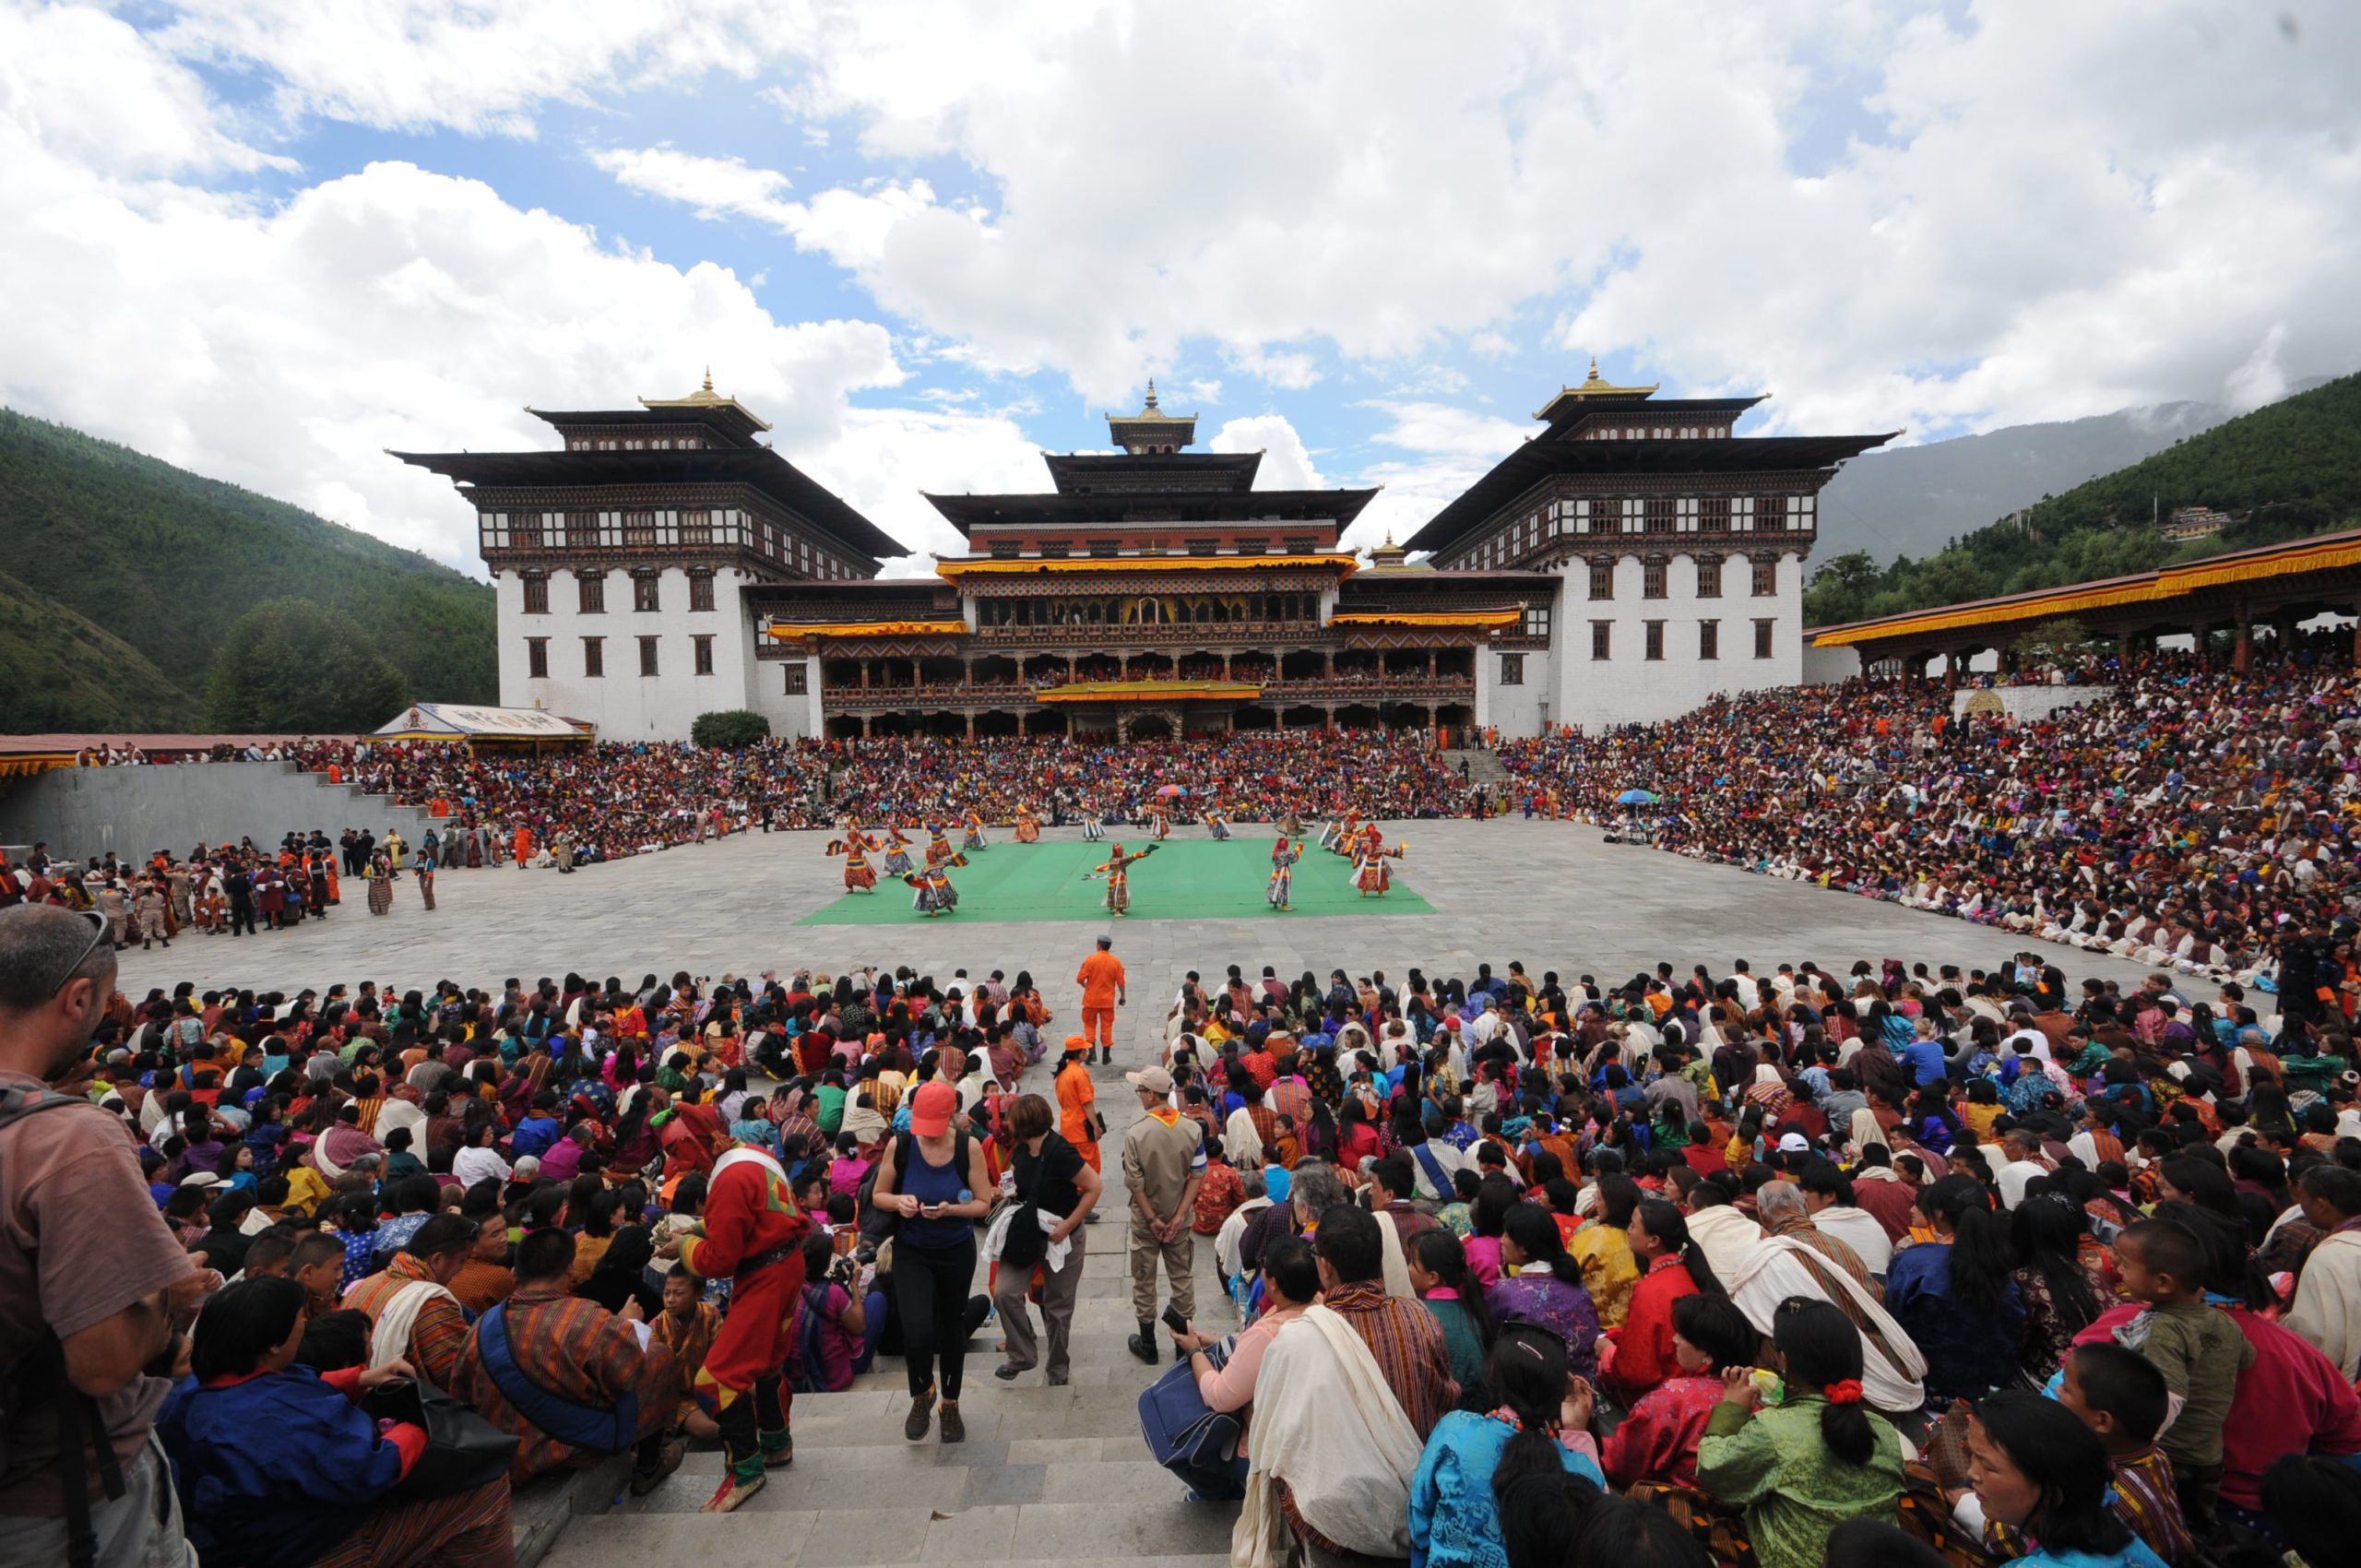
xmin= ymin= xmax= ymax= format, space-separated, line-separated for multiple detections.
xmin=872 ymin=1080 xmax=993 ymax=1443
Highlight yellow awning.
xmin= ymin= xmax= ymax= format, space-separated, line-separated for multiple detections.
xmin=1034 ymin=680 xmax=1265 ymax=704
xmin=766 ymin=621 xmax=968 ymax=639
xmin=934 ymin=554 xmax=1357 ymax=579
xmin=1330 ymin=610 xmax=1520 ymax=628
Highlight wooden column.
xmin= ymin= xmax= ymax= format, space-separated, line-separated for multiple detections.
xmin=2234 ymin=615 xmax=2252 ymax=674
xmin=965 ymin=713 xmax=975 ymax=741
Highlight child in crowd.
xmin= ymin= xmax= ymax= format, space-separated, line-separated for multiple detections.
xmin=2054 ymin=1343 xmax=2192 ymax=1566
xmin=2112 ymin=1219 xmax=2254 ymax=1538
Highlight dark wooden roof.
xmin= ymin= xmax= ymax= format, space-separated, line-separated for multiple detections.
xmin=924 ymin=488 xmax=1379 ymax=531
xmin=1040 ymin=452 xmax=1261 ymax=494
xmin=1405 ymin=433 xmax=1898 ymax=554
xmin=1545 ymin=397 xmax=1763 ymax=436
xmin=388 ymin=447 xmax=906 ymax=561
xmin=526 ymin=406 xmax=767 ymax=447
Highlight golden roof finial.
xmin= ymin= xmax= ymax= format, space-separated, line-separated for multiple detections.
xmin=1143 ymin=379 xmax=1159 ymax=412
xmin=702 ymin=366 xmax=714 ymax=394
xmin=1585 ymin=357 xmax=1602 ymax=385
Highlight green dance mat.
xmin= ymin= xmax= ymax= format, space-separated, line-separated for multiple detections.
xmin=799 ymin=837 xmax=1436 ymax=925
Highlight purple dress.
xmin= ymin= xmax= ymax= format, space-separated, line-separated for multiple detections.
xmin=1485 ymin=1268 xmax=1603 ymax=1382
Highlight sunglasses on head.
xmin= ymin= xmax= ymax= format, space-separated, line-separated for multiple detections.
xmin=48 ymin=910 xmax=109 ymax=999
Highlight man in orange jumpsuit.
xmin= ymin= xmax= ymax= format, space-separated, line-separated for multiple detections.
xmin=1055 ymin=1037 xmax=1102 ymax=1171
xmin=661 ymin=1145 xmax=811 ymax=1512
xmin=1075 ymin=934 xmax=1127 ymax=1065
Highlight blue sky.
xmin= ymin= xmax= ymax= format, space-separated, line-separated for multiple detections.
xmin=2 ymin=2 xmax=2355 ymax=571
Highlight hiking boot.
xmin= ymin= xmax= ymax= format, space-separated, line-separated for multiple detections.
xmin=905 ymin=1385 xmax=936 ymax=1441
xmin=940 ymin=1400 xmax=965 ymax=1443
xmin=1127 ymin=1330 xmax=1160 ymax=1363
xmin=631 ymin=1436 xmax=686 ymax=1496
xmin=700 ymin=1468 xmax=764 ymax=1513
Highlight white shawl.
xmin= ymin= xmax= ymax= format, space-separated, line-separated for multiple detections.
xmin=1727 ymin=1234 xmax=1927 ymax=1414
xmin=1683 ymin=1204 xmax=1765 ymax=1283
xmin=1230 ymin=1305 xmax=1422 ymax=1566
xmin=1224 ymin=1108 xmax=1265 ymax=1168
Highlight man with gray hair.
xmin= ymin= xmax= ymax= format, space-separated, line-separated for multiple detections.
xmin=0 ymin=906 xmax=214 ymax=1566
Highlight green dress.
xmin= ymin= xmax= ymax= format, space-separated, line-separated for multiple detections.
xmin=1694 ymin=1396 xmax=1905 ymax=1568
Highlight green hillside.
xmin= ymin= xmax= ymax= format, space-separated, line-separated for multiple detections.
xmin=1807 ymin=370 xmax=2361 ymax=625
xmin=0 ymin=409 xmax=494 ymax=731
xmin=0 ymin=569 xmax=200 ymax=732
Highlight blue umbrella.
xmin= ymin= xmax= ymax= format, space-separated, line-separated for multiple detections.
xmin=1616 ymin=789 xmax=1660 ymax=804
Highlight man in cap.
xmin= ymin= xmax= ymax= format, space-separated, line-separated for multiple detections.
xmin=1121 ymin=1064 xmax=1204 ymax=1363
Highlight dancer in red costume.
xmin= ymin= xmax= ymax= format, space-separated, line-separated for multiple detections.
xmin=659 ymin=1146 xmax=812 ymax=1511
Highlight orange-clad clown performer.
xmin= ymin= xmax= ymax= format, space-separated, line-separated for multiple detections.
xmin=668 ymin=1146 xmax=812 ymax=1512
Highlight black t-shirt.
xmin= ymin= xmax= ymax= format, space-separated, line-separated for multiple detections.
xmin=1013 ymin=1132 xmax=1087 ymax=1219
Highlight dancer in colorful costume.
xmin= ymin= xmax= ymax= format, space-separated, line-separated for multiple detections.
xmin=663 ymin=1145 xmax=811 ymax=1512
xmin=1204 ymin=803 xmax=1233 ymax=840
xmin=825 ymin=825 xmax=880 ymax=892
xmin=962 ymin=811 xmax=990 ymax=851
xmin=1013 ymin=805 xmax=1040 ymax=843
xmin=923 ymin=822 xmax=955 ymax=871
xmin=880 ymin=826 xmax=915 ymax=877
xmin=1350 ymin=829 xmax=1405 ymax=897
xmin=1090 ymin=841 xmax=1157 ymax=918
xmin=1267 ymin=836 xmax=1299 ymax=911
xmin=906 ymin=864 xmax=961 ymax=917
xmin=1147 ymin=804 xmax=1172 ymax=841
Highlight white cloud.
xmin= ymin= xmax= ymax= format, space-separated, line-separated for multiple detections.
xmin=0 ymin=2 xmax=294 ymax=176
xmin=1208 ymin=414 xmax=1324 ymax=491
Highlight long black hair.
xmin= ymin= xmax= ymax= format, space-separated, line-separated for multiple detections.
xmin=1971 ymin=1391 xmax=2133 ymax=1556
xmin=1501 ymin=1203 xmax=1587 ymax=1289
xmin=1487 ymin=1324 xmax=1576 ymax=1505
xmin=1410 ymin=1228 xmax=1494 ymax=1347
xmin=2010 ymin=1192 xmax=2100 ymax=1340
xmin=1631 ymin=1198 xmax=1724 ymax=1296
xmin=189 ymin=1277 xmax=308 ymax=1383
xmin=1916 ymin=1174 xmax=2014 ymax=1315
xmin=1771 ymin=1297 xmax=1876 ymax=1467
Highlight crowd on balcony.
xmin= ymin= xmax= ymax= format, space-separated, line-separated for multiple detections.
xmin=1499 ymin=635 xmax=2361 ymax=989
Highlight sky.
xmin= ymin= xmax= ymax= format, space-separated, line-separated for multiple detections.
xmin=3 ymin=1 xmax=2356 ymax=577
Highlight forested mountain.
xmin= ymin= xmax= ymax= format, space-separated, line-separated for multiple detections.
xmin=0 ymin=568 xmax=197 ymax=731
xmin=0 ymin=410 xmax=494 ymax=732
xmin=1806 ymin=371 xmax=2361 ymax=627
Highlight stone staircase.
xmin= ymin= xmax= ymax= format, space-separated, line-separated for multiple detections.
xmin=1444 ymin=746 xmax=1511 ymax=795
xmin=540 ymin=1078 xmax=1238 ymax=1568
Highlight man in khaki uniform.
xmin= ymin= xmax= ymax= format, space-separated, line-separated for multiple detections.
xmin=1121 ymin=1065 xmax=1204 ymax=1364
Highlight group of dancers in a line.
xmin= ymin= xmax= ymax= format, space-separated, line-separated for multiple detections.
xmin=825 ymin=807 xmax=1404 ymax=919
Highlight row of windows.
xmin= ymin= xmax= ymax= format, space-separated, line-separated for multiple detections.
xmin=1586 ymin=558 xmax=1780 ymax=600
xmin=1452 ymin=493 xmax=1813 ymax=569
xmin=522 ymin=572 xmax=719 ymax=615
xmin=525 ymin=635 xmax=721 ymax=680
xmin=1581 ymin=619 xmax=1774 ymax=661
xmin=564 ymin=434 xmax=706 ymax=451
xmin=1579 ymin=423 xmax=1731 ymax=441
xmin=482 ymin=509 xmax=853 ymax=580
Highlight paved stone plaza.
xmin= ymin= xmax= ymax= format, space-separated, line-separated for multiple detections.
xmin=116 ymin=817 xmax=2168 ymax=1012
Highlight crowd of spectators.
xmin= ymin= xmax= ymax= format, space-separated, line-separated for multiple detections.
xmin=1501 ymin=643 xmax=2361 ymax=990
xmin=7 ymin=891 xmax=2361 ymax=1565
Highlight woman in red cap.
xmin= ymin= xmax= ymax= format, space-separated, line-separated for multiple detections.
xmin=872 ymin=1081 xmax=992 ymax=1444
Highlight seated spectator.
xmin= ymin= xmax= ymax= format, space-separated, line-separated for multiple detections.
xmin=1599 ymin=1294 xmax=1760 ymax=1491
xmin=1411 ymin=1324 xmax=1606 ymax=1568
xmin=1485 ymin=1205 xmax=1603 ymax=1384
xmin=158 ymin=1277 xmax=513 ymax=1568
xmin=1957 ymin=1391 xmax=2164 ymax=1568
xmin=451 ymin=1227 xmax=684 ymax=1493
xmin=1694 ymin=1297 xmax=1906 ymax=1568
xmin=340 ymin=1212 xmax=478 ymax=1388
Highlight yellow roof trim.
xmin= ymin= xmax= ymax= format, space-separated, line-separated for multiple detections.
xmin=1534 ymin=358 xmax=1660 ymax=417
xmin=1811 ymin=535 xmax=2361 ymax=647
xmin=1330 ymin=610 xmax=1520 ymax=628
xmin=934 ymin=554 xmax=1357 ymax=578
xmin=766 ymin=621 xmax=968 ymax=640
xmin=1035 ymin=680 xmax=1264 ymax=704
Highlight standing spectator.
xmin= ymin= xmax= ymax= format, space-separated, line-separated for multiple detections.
xmin=1077 ymin=936 xmax=1127 ymax=1066
xmin=870 ymin=1083 xmax=992 ymax=1444
xmin=0 ymin=906 xmax=213 ymax=1567
xmin=991 ymin=1094 xmax=1100 ymax=1387
xmin=1121 ymin=1065 xmax=1204 ymax=1364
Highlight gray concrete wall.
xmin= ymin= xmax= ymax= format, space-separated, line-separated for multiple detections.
xmin=0 ymin=763 xmax=439 ymax=862
xmin=1951 ymin=684 xmax=2114 ymax=721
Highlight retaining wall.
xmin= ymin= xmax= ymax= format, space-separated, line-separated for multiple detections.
xmin=1951 ymin=684 xmax=2114 ymax=722
xmin=0 ymin=763 xmax=438 ymax=861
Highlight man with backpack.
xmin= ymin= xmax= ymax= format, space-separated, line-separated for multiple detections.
xmin=0 ymin=905 xmax=214 ymax=1567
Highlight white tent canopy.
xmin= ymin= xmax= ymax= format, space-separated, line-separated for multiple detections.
xmin=368 ymin=704 xmax=589 ymax=743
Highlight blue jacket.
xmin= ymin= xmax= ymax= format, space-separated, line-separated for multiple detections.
xmin=158 ymin=1367 xmax=409 ymax=1568
xmin=1410 ymin=1408 xmax=1603 ymax=1568
xmin=1884 ymin=1241 xmax=2025 ymax=1402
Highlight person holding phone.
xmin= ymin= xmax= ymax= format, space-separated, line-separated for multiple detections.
xmin=870 ymin=1083 xmax=992 ymax=1443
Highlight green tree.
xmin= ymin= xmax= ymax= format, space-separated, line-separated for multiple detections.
xmin=204 ymin=599 xmax=407 ymax=731
xmin=1804 ymin=550 xmax=1881 ymax=625
xmin=2011 ymin=615 xmax=2093 ymax=671
xmin=690 ymin=709 xmax=772 ymax=748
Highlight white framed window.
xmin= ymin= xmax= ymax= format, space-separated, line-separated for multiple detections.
xmin=1572 ymin=499 xmax=1593 ymax=534
xmin=1620 ymin=498 xmax=1644 ymax=534
xmin=1786 ymin=494 xmax=1816 ymax=530
xmin=1675 ymin=496 xmax=1700 ymax=533
xmin=1730 ymin=496 xmax=1756 ymax=532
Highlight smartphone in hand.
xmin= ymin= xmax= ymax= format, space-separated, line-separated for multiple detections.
xmin=1159 ymin=1305 xmax=1191 ymax=1336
